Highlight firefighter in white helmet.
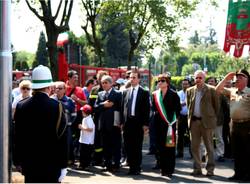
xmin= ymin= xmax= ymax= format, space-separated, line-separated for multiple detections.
xmin=14 ymin=65 xmax=68 ymax=183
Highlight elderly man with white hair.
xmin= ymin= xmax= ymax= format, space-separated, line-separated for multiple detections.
xmin=186 ymin=70 xmax=219 ymax=177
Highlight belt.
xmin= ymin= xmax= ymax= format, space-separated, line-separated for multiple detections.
xmin=191 ymin=116 xmax=202 ymax=121
xmin=232 ymin=118 xmax=250 ymax=123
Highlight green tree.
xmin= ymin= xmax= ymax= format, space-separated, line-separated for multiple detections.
xmin=25 ymin=0 xmax=73 ymax=80
xmin=189 ymin=30 xmax=200 ymax=45
xmin=175 ymin=51 xmax=189 ymax=76
xmin=80 ymin=0 xmax=104 ymax=66
xmin=34 ymin=31 xmax=49 ymax=68
xmin=14 ymin=51 xmax=34 ymax=70
xmin=103 ymin=23 xmax=130 ymax=67
xmin=181 ymin=63 xmax=201 ymax=76
xmin=102 ymin=0 xmax=201 ymax=69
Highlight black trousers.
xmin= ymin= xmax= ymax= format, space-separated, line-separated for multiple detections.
xmin=123 ymin=117 xmax=144 ymax=172
xmin=231 ymin=121 xmax=250 ymax=178
xmin=177 ymin=114 xmax=189 ymax=155
xmin=102 ymin=126 xmax=121 ymax=169
xmin=159 ymin=146 xmax=176 ymax=174
xmin=24 ymin=169 xmax=60 ymax=183
xmin=79 ymin=143 xmax=94 ymax=168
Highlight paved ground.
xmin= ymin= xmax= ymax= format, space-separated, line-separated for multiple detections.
xmin=12 ymin=135 xmax=235 ymax=183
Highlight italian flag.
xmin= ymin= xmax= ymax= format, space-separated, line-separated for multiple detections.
xmin=153 ymin=90 xmax=176 ymax=147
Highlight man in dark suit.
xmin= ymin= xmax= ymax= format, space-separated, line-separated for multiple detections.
xmin=121 ymin=70 xmax=150 ymax=175
xmin=94 ymin=75 xmax=122 ymax=172
xmin=14 ymin=65 xmax=68 ymax=183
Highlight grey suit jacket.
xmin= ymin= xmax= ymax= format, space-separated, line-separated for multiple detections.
xmin=186 ymin=84 xmax=219 ymax=129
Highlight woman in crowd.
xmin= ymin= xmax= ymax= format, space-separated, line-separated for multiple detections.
xmin=152 ymin=74 xmax=181 ymax=178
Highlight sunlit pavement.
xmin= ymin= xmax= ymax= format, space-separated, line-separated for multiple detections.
xmin=62 ymin=135 xmax=234 ymax=183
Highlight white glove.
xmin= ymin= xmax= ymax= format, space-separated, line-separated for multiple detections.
xmin=58 ymin=168 xmax=68 ymax=182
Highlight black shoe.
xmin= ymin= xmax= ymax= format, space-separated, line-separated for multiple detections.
xmin=206 ymin=171 xmax=214 ymax=177
xmin=241 ymin=175 xmax=250 ymax=182
xmin=152 ymin=164 xmax=160 ymax=170
xmin=146 ymin=151 xmax=155 ymax=155
xmin=176 ymin=153 xmax=183 ymax=158
xmin=228 ymin=174 xmax=241 ymax=181
xmin=217 ymin=156 xmax=225 ymax=162
xmin=167 ymin=174 xmax=173 ymax=178
xmin=127 ymin=170 xmax=140 ymax=175
xmin=202 ymin=155 xmax=206 ymax=162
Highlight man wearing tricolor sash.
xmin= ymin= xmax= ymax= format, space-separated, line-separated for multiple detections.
xmin=152 ymin=74 xmax=181 ymax=178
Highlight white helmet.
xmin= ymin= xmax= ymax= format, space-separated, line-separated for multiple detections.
xmin=31 ymin=65 xmax=53 ymax=89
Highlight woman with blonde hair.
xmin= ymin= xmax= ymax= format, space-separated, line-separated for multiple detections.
xmin=12 ymin=80 xmax=32 ymax=118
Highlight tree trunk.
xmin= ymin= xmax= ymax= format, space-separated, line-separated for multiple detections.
xmin=46 ymin=33 xmax=59 ymax=81
xmin=127 ymin=48 xmax=134 ymax=70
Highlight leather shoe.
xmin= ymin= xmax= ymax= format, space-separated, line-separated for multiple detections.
xmin=190 ymin=170 xmax=203 ymax=176
xmin=176 ymin=153 xmax=183 ymax=158
xmin=228 ymin=174 xmax=241 ymax=181
xmin=206 ymin=171 xmax=214 ymax=177
xmin=127 ymin=170 xmax=140 ymax=175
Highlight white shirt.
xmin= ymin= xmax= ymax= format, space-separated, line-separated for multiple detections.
xmin=12 ymin=94 xmax=30 ymax=109
xmin=193 ymin=89 xmax=202 ymax=117
xmin=79 ymin=115 xmax=95 ymax=145
xmin=130 ymin=85 xmax=139 ymax=116
xmin=177 ymin=90 xmax=188 ymax=115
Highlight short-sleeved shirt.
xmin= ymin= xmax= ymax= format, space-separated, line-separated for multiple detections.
xmin=66 ymin=85 xmax=86 ymax=111
xmin=79 ymin=115 xmax=95 ymax=145
xmin=224 ymin=87 xmax=250 ymax=121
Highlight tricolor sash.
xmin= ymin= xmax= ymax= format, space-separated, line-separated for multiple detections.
xmin=153 ymin=89 xmax=176 ymax=147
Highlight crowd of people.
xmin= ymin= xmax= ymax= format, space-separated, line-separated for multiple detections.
xmin=11 ymin=65 xmax=250 ymax=182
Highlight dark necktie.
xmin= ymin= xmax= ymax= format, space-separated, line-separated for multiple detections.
xmin=128 ymin=88 xmax=135 ymax=116
xmin=105 ymin=91 xmax=109 ymax=100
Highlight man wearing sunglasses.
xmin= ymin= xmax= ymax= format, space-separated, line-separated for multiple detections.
xmin=186 ymin=70 xmax=219 ymax=177
xmin=52 ymin=81 xmax=77 ymax=166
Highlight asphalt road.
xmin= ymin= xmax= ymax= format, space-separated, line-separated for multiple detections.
xmin=12 ymin=135 xmax=234 ymax=183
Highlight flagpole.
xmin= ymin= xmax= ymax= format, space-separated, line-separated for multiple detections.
xmin=0 ymin=0 xmax=12 ymax=182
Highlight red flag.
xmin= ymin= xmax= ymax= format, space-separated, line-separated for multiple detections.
xmin=224 ymin=0 xmax=250 ymax=57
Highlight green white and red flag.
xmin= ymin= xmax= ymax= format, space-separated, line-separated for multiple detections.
xmin=224 ymin=0 xmax=250 ymax=57
xmin=153 ymin=90 xmax=176 ymax=147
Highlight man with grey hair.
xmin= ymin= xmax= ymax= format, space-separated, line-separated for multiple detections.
xmin=186 ymin=70 xmax=219 ymax=177
xmin=14 ymin=65 xmax=68 ymax=182
xmin=94 ymin=75 xmax=122 ymax=172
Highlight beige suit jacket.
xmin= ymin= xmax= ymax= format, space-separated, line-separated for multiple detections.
xmin=186 ymin=84 xmax=219 ymax=129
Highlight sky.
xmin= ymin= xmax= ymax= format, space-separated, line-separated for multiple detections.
xmin=11 ymin=1 xmax=230 ymax=56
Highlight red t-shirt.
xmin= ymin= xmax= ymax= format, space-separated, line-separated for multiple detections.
xmin=66 ymin=85 xmax=86 ymax=111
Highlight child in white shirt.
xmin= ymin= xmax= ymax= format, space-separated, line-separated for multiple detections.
xmin=78 ymin=104 xmax=95 ymax=170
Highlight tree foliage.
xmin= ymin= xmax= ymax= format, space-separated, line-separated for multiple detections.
xmin=34 ymin=31 xmax=49 ymax=68
xmin=101 ymin=0 xmax=199 ymax=69
xmin=25 ymin=0 xmax=73 ymax=80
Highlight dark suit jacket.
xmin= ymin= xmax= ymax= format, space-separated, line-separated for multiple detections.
xmin=94 ymin=88 xmax=122 ymax=131
xmin=14 ymin=92 xmax=68 ymax=175
xmin=121 ymin=86 xmax=150 ymax=126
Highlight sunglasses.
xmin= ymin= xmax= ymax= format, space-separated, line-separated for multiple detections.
xmin=21 ymin=87 xmax=30 ymax=90
xmin=157 ymin=79 xmax=166 ymax=83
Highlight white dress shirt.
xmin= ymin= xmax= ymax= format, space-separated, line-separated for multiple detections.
xmin=130 ymin=85 xmax=139 ymax=116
